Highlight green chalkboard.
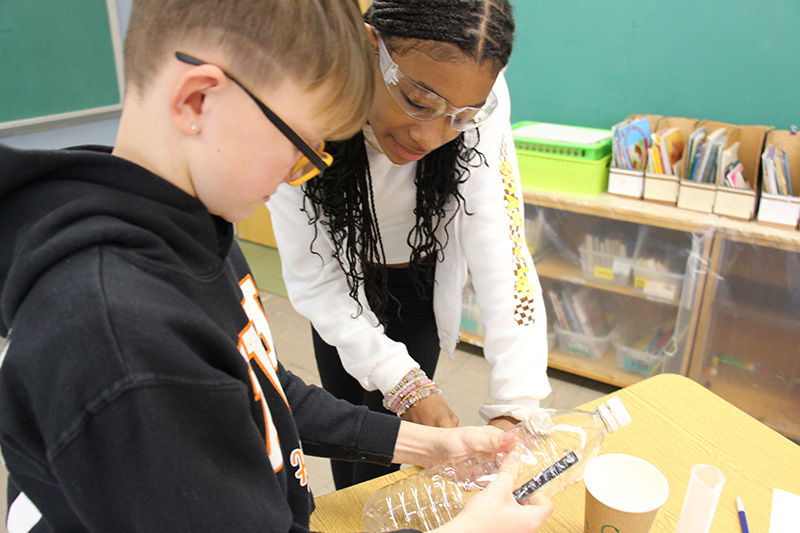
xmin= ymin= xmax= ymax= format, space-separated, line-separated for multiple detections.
xmin=506 ymin=0 xmax=800 ymax=131
xmin=0 ymin=0 xmax=122 ymax=132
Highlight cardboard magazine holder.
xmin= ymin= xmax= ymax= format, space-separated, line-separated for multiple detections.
xmin=608 ymin=167 xmax=645 ymax=198
xmin=643 ymin=117 xmax=698 ymax=205
xmin=677 ymin=120 xmax=736 ymax=213
xmin=756 ymin=129 xmax=800 ymax=229
xmin=608 ymin=114 xmax=662 ymax=199
xmin=713 ymin=124 xmax=771 ymax=220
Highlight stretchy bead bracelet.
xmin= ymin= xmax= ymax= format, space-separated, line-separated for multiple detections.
xmin=382 ymin=368 xmax=441 ymax=416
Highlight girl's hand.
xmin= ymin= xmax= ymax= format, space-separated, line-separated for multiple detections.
xmin=401 ymin=394 xmax=458 ymax=428
xmin=488 ymin=415 xmax=520 ymax=432
xmin=392 ymin=423 xmax=515 ymax=469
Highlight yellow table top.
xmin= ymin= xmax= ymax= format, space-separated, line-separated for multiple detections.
xmin=310 ymin=373 xmax=800 ymax=532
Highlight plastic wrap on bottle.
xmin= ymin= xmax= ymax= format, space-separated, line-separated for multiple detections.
xmin=363 ymin=398 xmax=631 ymax=532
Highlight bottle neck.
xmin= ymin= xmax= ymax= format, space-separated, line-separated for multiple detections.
xmin=593 ymin=403 xmax=620 ymax=433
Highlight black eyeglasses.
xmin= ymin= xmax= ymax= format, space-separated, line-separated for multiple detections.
xmin=175 ymin=51 xmax=333 ymax=186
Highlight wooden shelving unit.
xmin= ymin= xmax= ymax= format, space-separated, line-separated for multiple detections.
xmin=688 ymin=219 xmax=800 ymax=441
xmin=522 ymin=189 xmax=718 ymax=233
xmin=547 ymin=348 xmax=642 ymax=388
xmin=534 ymin=253 xmax=681 ymax=306
xmin=459 ymin=189 xmax=800 ymax=440
xmin=528 ymin=190 xmax=714 ymax=386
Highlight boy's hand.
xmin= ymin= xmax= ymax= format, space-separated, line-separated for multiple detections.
xmin=437 ymin=451 xmax=554 ymax=533
xmin=401 ymin=394 xmax=458 ymax=428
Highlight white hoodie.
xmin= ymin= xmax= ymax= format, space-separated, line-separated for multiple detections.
xmin=267 ymin=73 xmax=551 ymax=421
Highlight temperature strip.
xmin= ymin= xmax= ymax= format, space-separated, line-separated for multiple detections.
xmin=512 ymin=451 xmax=579 ymax=501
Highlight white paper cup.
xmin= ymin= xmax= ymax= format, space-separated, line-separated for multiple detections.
xmin=583 ymin=454 xmax=670 ymax=533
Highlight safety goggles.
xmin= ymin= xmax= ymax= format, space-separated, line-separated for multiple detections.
xmin=175 ymin=52 xmax=333 ymax=186
xmin=376 ymin=34 xmax=497 ymax=131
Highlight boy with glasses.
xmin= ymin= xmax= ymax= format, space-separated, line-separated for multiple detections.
xmin=0 ymin=0 xmax=551 ymax=531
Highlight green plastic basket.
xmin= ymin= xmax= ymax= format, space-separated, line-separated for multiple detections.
xmin=513 ymin=121 xmax=613 ymax=195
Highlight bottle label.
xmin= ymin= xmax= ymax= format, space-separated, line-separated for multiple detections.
xmin=513 ymin=451 xmax=579 ymax=501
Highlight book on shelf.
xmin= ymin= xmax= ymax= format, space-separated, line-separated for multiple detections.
xmin=547 ymin=287 xmax=611 ymax=337
xmin=723 ymin=162 xmax=746 ymax=188
xmin=570 ymin=292 xmax=595 ymax=337
xmin=684 ymin=126 xmax=707 ymax=180
xmin=761 ymin=144 xmax=794 ymax=196
xmin=717 ymin=138 xmax=748 ymax=190
xmin=717 ymin=141 xmax=750 ymax=189
xmin=630 ymin=321 xmax=675 ymax=355
xmin=689 ymin=128 xmax=727 ymax=183
xmin=547 ymin=289 xmax=569 ymax=331
xmin=583 ymin=230 xmax=634 ymax=258
xmin=647 ymin=133 xmax=663 ymax=174
xmin=635 ymin=252 xmax=682 ymax=274
xmin=647 ymin=127 xmax=684 ymax=176
xmin=612 ymin=117 xmax=651 ymax=170
xmin=661 ymin=128 xmax=683 ymax=171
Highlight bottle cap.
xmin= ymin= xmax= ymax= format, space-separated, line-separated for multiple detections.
xmin=604 ymin=396 xmax=631 ymax=431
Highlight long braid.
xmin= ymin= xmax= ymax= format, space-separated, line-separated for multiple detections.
xmin=302 ymin=0 xmax=514 ymax=324
xmin=302 ymin=133 xmax=387 ymax=313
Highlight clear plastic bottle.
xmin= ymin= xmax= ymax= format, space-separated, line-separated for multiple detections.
xmin=362 ymin=397 xmax=631 ymax=532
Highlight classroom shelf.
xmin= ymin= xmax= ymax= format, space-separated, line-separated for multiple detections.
xmin=460 ymin=189 xmax=800 ymax=440
xmin=522 ymin=188 xmax=718 ymax=234
xmin=458 ymin=330 xmax=484 ymax=348
xmin=699 ymin=371 xmax=800 ymax=442
xmin=461 ymin=191 xmax=713 ymax=390
xmin=688 ymin=228 xmax=800 ymax=440
xmin=547 ymin=348 xmax=643 ymax=389
xmin=534 ymin=253 xmax=681 ymax=306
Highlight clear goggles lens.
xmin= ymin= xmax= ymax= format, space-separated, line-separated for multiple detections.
xmin=377 ymin=36 xmax=497 ymax=131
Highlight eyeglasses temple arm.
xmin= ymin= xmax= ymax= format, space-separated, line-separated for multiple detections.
xmin=174 ymin=52 xmax=328 ymax=171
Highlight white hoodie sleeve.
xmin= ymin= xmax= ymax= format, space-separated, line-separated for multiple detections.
xmin=456 ymin=73 xmax=552 ymax=420
xmin=267 ymin=72 xmax=551 ymax=419
xmin=266 ymin=182 xmax=418 ymax=395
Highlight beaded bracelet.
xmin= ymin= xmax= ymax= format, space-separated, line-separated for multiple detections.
xmin=382 ymin=368 xmax=441 ymax=416
xmin=394 ymin=382 xmax=440 ymax=416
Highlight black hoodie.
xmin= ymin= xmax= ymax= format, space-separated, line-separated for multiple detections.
xmin=0 ymin=144 xmax=405 ymax=532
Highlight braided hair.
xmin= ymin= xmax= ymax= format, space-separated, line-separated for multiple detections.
xmin=302 ymin=0 xmax=515 ymax=323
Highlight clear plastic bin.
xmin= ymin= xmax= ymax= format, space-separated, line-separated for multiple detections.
xmin=613 ymin=338 xmax=664 ymax=376
xmin=554 ymin=325 xmax=612 ymax=361
xmin=460 ymin=302 xmax=485 ymax=338
xmin=632 ymin=265 xmax=684 ymax=302
xmin=547 ymin=329 xmax=557 ymax=352
xmin=459 ymin=314 xmax=484 ymax=337
xmin=578 ymin=246 xmax=633 ymax=286
xmin=460 ymin=278 xmax=485 ymax=337
xmin=524 ymin=209 xmax=553 ymax=261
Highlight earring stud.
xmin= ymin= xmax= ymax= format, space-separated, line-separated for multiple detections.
xmin=190 ymin=123 xmax=198 ymax=132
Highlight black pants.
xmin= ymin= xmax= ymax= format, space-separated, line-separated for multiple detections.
xmin=313 ymin=260 xmax=440 ymax=489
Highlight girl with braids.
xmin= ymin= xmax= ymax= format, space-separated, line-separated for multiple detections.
xmin=268 ymin=0 xmax=552 ymax=489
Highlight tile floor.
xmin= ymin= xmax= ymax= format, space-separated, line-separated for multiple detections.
xmin=0 ymin=241 xmax=618 ymax=530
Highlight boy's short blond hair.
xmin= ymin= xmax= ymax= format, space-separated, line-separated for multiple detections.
xmin=124 ymin=0 xmax=372 ymax=140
